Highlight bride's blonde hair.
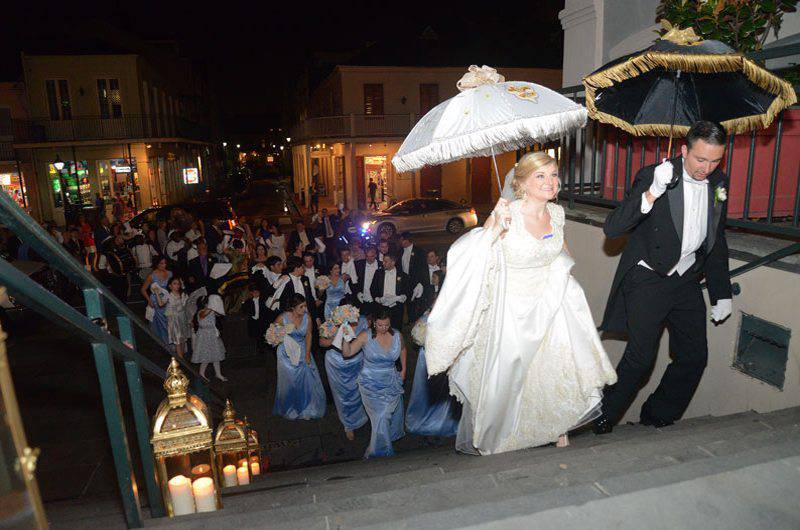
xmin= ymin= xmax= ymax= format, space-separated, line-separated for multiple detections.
xmin=512 ymin=152 xmax=559 ymax=199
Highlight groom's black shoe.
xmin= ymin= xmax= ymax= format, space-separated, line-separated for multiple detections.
xmin=593 ymin=415 xmax=613 ymax=435
xmin=639 ymin=412 xmax=674 ymax=428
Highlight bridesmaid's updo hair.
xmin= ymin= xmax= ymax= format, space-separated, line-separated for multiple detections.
xmin=281 ymin=293 xmax=306 ymax=313
xmin=370 ymin=308 xmax=395 ymax=337
xmin=512 ymin=151 xmax=559 ymax=199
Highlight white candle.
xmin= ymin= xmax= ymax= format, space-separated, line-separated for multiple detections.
xmin=250 ymin=461 xmax=261 ymax=476
xmin=167 ymin=475 xmax=195 ymax=516
xmin=222 ymin=464 xmax=237 ymax=487
xmin=192 ymin=477 xmax=217 ymax=513
xmin=237 ymin=458 xmax=248 ymax=469
xmin=236 ymin=466 xmax=250 ymax=485
xmin=191 ymin=464 xmax=211 ymax=478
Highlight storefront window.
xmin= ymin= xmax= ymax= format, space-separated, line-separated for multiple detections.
xmin=0 ymin=172 xmax=27 ymax=209
xmin=49 ymin=161 xmax=87 ymax=210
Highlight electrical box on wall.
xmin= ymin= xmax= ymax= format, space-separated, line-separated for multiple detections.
xmin=733 ymin=313 xmax=791 ymax=390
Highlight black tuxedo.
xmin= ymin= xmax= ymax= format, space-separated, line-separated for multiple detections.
xmin=600 ymin=156 xmax=732 ymax=425
xmin=187 ymin=254 xmax=218 ymax=293
xmin=353 ymin=258 xmax=382 ymax=315
xmin=278 ymin=274 xmax=315 ymax=317
xmin=370 ymin=267 xmax=409 ymax=330
xmin=242 ymin=296 xmax=270 ymax=339
xmin=287 ymin=229 xmax=312 ymax=253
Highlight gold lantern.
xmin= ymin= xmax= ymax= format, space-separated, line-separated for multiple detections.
xmin=151 ymin=359 xmax=221 ymax=516
xmin=244 ymin=416 xmax=264 ymax=476
xmin=213 ymin=400 xmax=253 ymax=487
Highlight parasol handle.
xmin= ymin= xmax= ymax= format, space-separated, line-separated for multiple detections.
xmin=490 ymin=146 xmax=502 ymax=193
xmin=667 ymin=69 xmax=682 ymax=189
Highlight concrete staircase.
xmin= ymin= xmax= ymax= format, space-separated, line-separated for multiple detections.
xmin=137 ymin=407 xmax=800 ymax=529
xmin=47 ymin=407 xmax=800 ymax=529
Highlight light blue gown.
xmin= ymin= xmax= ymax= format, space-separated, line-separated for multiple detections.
xmin=358 ymin=330 xmax=405 ymax=458
xmin=405 ymin=317 xmax=461 ymax=436
xmin=324 ymin=317 xmax=369 ymax=432
xmin=149 ymin=271 xmax=172 ymax=344
xmin=273 ymin=313 xmax=327 ymax=420
xmin=324 ymin=277 xmax=348 ymax=320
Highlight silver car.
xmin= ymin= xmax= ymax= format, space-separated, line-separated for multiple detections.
xmin=360 ymin=198 xmax=479 ymax=238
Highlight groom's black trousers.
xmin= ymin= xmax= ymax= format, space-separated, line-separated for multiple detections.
xmin=602 ymin=265 xmax=708 ymax=424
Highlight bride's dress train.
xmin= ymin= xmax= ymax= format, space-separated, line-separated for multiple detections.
xmin=425 ymin=201 xmax=617 ymax=455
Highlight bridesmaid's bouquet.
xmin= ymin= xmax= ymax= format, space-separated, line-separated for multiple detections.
xmin=315 ymin=275 xmax=331 ymax=291
xmin=332 ymin=304 xmax=359 ymax=325
xmin=411 ymin=318 xmax=427 ymax=346
xmin=318 ymin=319 xmax=339 ymax=340
xmin=265 ymin=321 xmax=295 ymax=346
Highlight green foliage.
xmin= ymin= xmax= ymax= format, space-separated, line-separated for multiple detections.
xmin=656 ymin=0 xmax=798 ymax=52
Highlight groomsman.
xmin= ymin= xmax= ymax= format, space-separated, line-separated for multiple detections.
xmin=186 ymin=240 xmax=217 ymax=293
xmin=370 ymin=253 xmax=409 ymax=330
xmin=418 ymin=249 xmax=442 ymax=300
xmin=339 ymin=247 xmax=358 ymax=292
xmin=596 ymin=121 xmax=733 ymax=434
xmin=272 ymin=256 xmax=315 ymax=311
xmin=377 ymin=239 xmax=393 ymax=263
xmin=302 ymin=252 xmax=324 ymax=319
xmin=355 ymin=245 xmax=381 ymax=317
xmin=287 ymin=220 xmax=312 ymax=255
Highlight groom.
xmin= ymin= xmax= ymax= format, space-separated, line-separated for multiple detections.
xmin=596 ymin=120 xmax=733 ymax=433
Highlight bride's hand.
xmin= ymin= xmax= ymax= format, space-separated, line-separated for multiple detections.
xmin=485 ymin=198 xmax=511 ymax=231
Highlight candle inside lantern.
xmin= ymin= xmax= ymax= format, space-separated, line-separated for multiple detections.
xmin=191 ymin=464 xmax=211 ymax=478
xmin=192 ymin=477 xmax=217 ymax=513
xmin=238 ymin=458 xmax=248 ymax=469
xmin=250 ymin=461 xmax=261 ymax=476
xmin=222 ymin=464 xmax=237 ymax=487
xmin=167 ymin=475 xmax=195 ymax=516
xmin=236 ymin=466 xmax=250 ymax=485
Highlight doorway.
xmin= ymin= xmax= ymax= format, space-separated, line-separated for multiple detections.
xmin=470 ymin=157 xmax=492 ymax=205
xmin=364 ymin=155 xmax=388 ymax=210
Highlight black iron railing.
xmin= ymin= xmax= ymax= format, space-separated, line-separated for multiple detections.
xmin=13 ymin=115 xmax=211 ymax=143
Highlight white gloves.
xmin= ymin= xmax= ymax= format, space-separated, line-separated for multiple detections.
xmin=396 ymin=294 xmax=407 ymax=304
xmin=356 ymin=292 xmax=364 ymax=303
xmin=412 ymin=283 xmax=424 ymax=300
xmin=649 ymin=160 xmax=674 ymax=199
xmin=710 ymin=299 xmax=732 ymax=323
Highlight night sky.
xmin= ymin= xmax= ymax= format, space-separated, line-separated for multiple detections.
xmin=3 ymin=1 xmax=565 ymax=134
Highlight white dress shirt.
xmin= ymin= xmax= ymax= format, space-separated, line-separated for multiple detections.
xmin=428 ymin=264 xmax=440 ymax=283
xmin=640 ymin=164 xmax=708 ymax=276
xmin=401 ymin=245 xmax=413 ymax=275
xmin=341 ymin=259 xmax=357 ymax=284
xmin=290 ymin=273 xmax=304 ymax=296
xmin=165 ymin=240 xmax=184 ymax=261
xmin=383 ymin=268 xmax=397 ymax=298
xmin=362 ymin=260 xmax=379 ymax=301
xmin=324 ymin=216 xmax=334 ymax=238
xmin=252 ymin=296 xmax=260 ymax=320
xmin=298 ymin=230 xmax=310 ymax=248
xmin=304 ymin=268 xmax=318 ymax=300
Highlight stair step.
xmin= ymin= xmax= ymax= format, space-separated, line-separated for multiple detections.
xmin=146 ymin=411 xmax=800 ymax=528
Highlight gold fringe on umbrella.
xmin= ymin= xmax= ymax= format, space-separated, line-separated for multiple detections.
xmin=583 ymin=50 xmax=797 ymax=136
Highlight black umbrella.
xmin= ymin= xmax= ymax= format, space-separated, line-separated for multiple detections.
xmin=582 ymin=24 xmax=796 ymax=184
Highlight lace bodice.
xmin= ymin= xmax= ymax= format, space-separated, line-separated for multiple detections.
xmin=501 ymin=201 xmax=565 ymax=269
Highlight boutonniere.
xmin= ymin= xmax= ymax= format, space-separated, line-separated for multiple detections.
xmin=714 ymin=186 xmax=727 ymax=206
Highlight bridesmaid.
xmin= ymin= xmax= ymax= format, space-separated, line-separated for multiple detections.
xmin=273 ymin=294 xmax=327 ymax=420
xmin=405 ymin=294 xmax=461 ymax=437
xmin=323 ymin=262 xmax=349 ymax=320
xmin=141 ymin=256 xmax=172 ymax=344
xmin=321 ymin=312 xmax=371 ymax=440
xmin=343 ymin=309 xmax=406 ymax=458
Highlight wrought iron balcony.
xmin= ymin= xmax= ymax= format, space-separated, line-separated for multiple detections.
xmin=290 ymin=113 xmax=417 ymax=141
xmin=13 ymin=115 xmax=211 ymax=144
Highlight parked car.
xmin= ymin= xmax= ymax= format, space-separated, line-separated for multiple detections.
xmin=129 ymin=199 xmax=238 ymax=230
xmin=360 ymin=198 xmax=479 ymax=238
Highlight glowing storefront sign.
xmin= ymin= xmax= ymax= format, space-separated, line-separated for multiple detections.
xmin=183 ymin=167 xmax=199 ymax=184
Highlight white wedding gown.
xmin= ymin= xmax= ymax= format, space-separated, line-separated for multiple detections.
xmin=425 ymin=200 xmax=617 ymax=455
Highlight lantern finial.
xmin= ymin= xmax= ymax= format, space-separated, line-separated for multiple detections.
xmin=223 ymin=399 xmax=236 ymax=420
xmin=164 ymin=358 xmax=189 ymax=406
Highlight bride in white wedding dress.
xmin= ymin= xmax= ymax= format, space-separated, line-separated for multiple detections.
xmin=425 ymin=151 xmax=617 ymax=455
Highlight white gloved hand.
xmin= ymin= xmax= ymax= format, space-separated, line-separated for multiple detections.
xmin=710 ymin=299 xmax=732 ymax=323
xmin=396 ymin=294 xmax=407 ymax=304
xmin=356 ymin=292 xmax=364 ymax=303
xmin=375 ymin=296 xmax=383 ymax=304
xmin=412 ymin=283 xmax=423 ymax=300
xmin=649 ymin=159 xmax=674 ymax=199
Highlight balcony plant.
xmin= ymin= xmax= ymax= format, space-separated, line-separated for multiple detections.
xmin=656 ymin=0 xmax=798 ymax=53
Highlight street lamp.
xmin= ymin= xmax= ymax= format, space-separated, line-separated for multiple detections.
xmin=286 ymin=137 xmax=291 ymax=143
xmin=222 ymin=142 xmax=227 ymax=147
xmin=236 ymin=144 xmax=241 ymax=149
xmin=53 ymin=154 xmax=65 ymax=171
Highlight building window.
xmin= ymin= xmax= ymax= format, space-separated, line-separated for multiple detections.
xmin=97 ymin=78 xmax=122 ymax=119
xmin=420 ymin=83 xmax=439 ymax=114
xmin=0 ymin=108 xmax=12 ymax=136
xmin=46 ymin=80 xmax=72 ymax=120
xmin=363 ymin=84 xmax=383 ymax=115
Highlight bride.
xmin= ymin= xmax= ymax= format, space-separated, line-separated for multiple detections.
xmin=425 ymin=151 xmax=617 ymax=455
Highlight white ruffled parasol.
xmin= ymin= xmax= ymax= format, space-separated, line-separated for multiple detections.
xmin=392 ymin=65 xmax=587 ymax=189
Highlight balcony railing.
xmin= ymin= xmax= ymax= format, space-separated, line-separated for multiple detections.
xmin=291 ymin=113 xmax=417 ymax=141
xmin=13 ymin=115 xmax=211 ymax=144
xmin=0 ymin=141 xmax=13 ymax=161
